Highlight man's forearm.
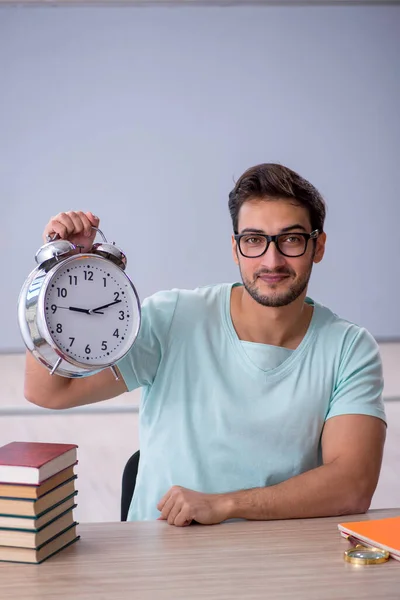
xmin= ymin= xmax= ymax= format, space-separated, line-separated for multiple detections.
xmin=24 ymin=351 xmax=73 ymax=409
xmin=222 ymin=461 xmax=373 ymax=521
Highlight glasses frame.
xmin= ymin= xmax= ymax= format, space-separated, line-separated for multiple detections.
xmin=234 ymin=229 xmax=320 ymax=258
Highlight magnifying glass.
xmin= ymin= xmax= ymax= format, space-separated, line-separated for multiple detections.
xmin=344 ymin=536 xmax=390 ymax=565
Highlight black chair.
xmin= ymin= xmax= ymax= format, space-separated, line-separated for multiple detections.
xmin=121 ymin=449 xmax=140 ymax=521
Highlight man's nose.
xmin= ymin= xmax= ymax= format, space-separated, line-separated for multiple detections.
xmin=259 ymin=242 xmax=287 ymax=269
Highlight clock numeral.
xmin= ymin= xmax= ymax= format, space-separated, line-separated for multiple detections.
xmin=103 ymin=277 xmax=107 ymax=287
xmin=69 ymin=337 xmax=75 ymax=347
xmin=68 ymin=275 xmax=78 ymax=285
xmin=101 ymin=341 xmax=108 ymax=351
xmin=119 ymin=310 xmax=125 ymax=321
xmin=51 ymin=304 xmax=57 ymax=314
xmin=113 ymin=329 xmax=119 ymax=338
xmin=56 ymin=323 xmax=63 ymax=333
xmin=114 ymin=292 xmax=120 ymax=301
xmin=84 ymin=270 xmax=94 ymax=281
xmin=85 ymin=344 xmax=91 ymax=354
xmin=57 ymin=287 xmax=67 ymax=298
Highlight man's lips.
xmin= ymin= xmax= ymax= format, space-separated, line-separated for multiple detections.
xmin=258 ymin=274 xmax=290 ymax=284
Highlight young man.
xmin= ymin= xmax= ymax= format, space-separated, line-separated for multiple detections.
xmin=25 ymin=163 xmax=386 ymax=526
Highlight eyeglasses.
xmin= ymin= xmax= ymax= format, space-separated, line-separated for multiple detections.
xmin=234 ymin=229 xmax=319 ymax=258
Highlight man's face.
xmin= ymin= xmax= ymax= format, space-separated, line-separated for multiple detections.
xmin=232 ymin=198 xmax=326 ymax=308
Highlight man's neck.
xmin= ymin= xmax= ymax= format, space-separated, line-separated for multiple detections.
xmin=230 ymin=284 xmax=313 ymax=349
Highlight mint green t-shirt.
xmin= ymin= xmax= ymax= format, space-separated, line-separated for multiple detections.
xmin=117 ymin=283 xmax=386 ymax=521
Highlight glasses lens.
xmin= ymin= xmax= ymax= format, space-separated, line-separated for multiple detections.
xmin=277 ymin=234 xmax=306 ymax=256
xmin=239 ymin=234 xmax=268 ymax=257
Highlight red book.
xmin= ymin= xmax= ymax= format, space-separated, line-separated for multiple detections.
xmin=0 ymin=442 xmax=78 ymax=485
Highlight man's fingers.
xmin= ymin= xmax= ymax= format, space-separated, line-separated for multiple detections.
xmin=157 ymin=490 xmax=171 ymax=512
xmin=174 ymin=510 xmax=192 ymax=527
xmin=73 ymin=211 xmax=94 ymax=237
xmin=160 ymin=495 xmax=177 ymax=521
xmin=44 ymin=218 xmax=68 ymax=241
xmin=86 ymin=211 xmax=100 ymax=227
xmin=65 ymin=211 xmax=86 ymax=236
xmin=167 ymin=502 xmax=182 ymax=526
xmin=54 ymin=212 xmax=76 ymax=236
xmin=43 ymin=211 xmax=80 ymax=242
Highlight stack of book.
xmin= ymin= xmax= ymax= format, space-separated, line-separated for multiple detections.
xmin=0 ymin=441 xmax=80 ymax=564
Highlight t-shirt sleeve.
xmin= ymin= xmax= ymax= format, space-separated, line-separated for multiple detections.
xmin=325 ymin=327 xmax=386 ymax=424
xmin=116 ymin=289 xmax=179 ymax=391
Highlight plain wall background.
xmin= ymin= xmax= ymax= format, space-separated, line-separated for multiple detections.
xmin=1 ymin=4 xmax=400 ymax=350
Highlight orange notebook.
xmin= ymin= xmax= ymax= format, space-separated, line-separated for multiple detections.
xmin=338 ymin=516 xmax=400 ymax=562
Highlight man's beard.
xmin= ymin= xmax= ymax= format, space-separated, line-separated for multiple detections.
xmin=239 ymin=262 xmax=313 ymax=308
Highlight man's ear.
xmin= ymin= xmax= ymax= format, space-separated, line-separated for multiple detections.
xmin=313 ymin=232 xmax=326 ymax=264
xmin=232 ymin=234 xmax=239 ymax=266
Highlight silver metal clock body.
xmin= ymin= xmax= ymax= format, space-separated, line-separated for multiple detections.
xmin=18 ymin=233 xmax=141 ymax=378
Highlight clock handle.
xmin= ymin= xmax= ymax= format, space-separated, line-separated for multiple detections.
xmin=46 ymin=226 xmax=108 ymax=244
xmin=90 ymin=227 xmax=108 ymax=242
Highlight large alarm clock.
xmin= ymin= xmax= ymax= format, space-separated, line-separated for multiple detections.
xmin=18 ymin=228 xmax=141 ymax=378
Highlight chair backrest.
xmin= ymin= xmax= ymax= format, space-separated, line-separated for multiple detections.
xmin=121 ymin=449 xmax=140 ymax=521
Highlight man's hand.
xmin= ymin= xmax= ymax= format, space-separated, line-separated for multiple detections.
xmin=157 ymin=486 xmax=231 ymax=527
xmin=43 ymin=210 xmax=100 ymax=253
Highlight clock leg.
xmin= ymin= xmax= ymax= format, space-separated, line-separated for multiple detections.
xmin=49 ymin=357 xmax=62 ymax=376
xmin=110 ymin=366 xmax=120 ymax=381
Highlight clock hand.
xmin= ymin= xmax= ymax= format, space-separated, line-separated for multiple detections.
xmin=67 ymin=306 xmax=104 ymax=315
xmin=68 ymin=306 xmax=91 ymax=314
xmin=90 ymin=299 xmax=122 ymax=314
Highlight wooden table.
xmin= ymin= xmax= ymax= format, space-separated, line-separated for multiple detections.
xmin=1 ymin=508 xmax=399 ymax=599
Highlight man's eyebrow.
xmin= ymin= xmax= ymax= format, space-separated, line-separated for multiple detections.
xmin=239 ymin=224 xmax=308 ymax=234
xmin=280 ymin=224 xmax=307 ymax=233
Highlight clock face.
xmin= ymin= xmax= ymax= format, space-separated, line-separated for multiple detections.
xmin=42 ymin=255 xmax=140 ymax=367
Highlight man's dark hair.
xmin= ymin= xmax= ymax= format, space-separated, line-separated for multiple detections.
xmin=228 ymin=163 xmax=326 ymax=234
